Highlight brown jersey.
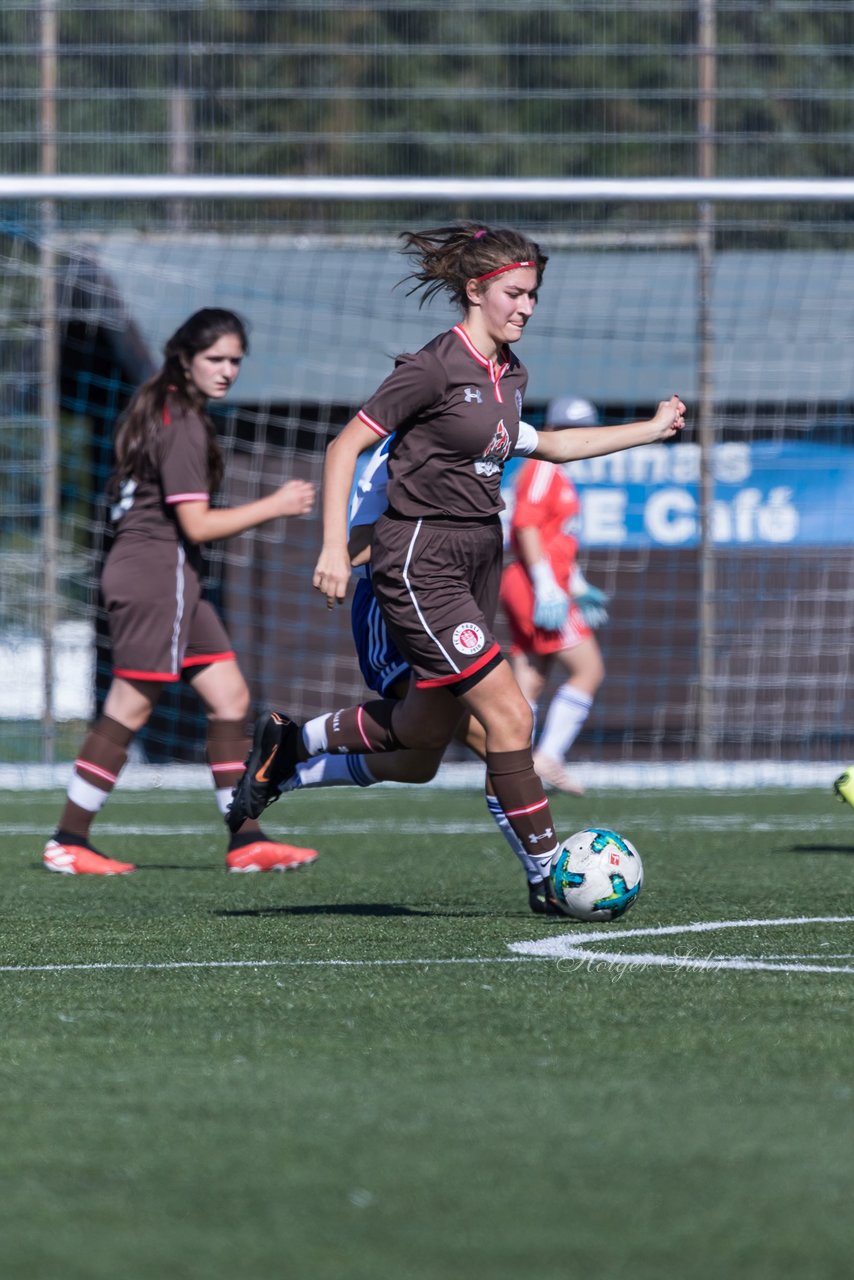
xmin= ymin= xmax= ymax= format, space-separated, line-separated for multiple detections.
xmin=110 ymin=396 xmax=210 ymax=554
xmin=357 ymin=326 xmax=528 ymax=520
xmin=101 ymin=395 xmax=233 ymax=680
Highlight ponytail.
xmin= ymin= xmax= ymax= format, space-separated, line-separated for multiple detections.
xmin=399 ymin=222 xmax=547 ymax=309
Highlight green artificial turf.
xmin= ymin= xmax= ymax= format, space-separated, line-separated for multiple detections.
xmin=2 ymin=785 xmax=854 ymax=1279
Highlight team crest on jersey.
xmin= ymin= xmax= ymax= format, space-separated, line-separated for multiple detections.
xmin=474 ymin=419 xmax=511 ymax=478
xmin=452 ymin=622 xmax=486 ymax=655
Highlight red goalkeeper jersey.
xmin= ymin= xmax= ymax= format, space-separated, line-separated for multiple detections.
xmin=508 ymin=459 xmax=580 ymax=590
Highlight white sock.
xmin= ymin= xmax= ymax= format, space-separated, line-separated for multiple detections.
xmin=301 ymin=714 xmax=331 ymax=757
xmin=485 ymin=794 xmax=544 ymax=884
xmin=215 ymin=786 xmax=234 ymax=816
xmin=536 ymin=686 xmax=593 ymax=762
xmin=67 ymin=773 xmax=110 ymax=813
xmin=283 ymin=753 xmax=377 ymax=792
xmin=531 ymin=850 xmax=558 ymax=880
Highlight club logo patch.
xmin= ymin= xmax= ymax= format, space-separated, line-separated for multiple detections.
xmin=452 ymin=623 xmax=486 ymax=655
xmin=474 ymin=419 xmax=511 ymax=478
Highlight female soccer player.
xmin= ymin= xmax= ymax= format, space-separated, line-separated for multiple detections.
xmin=229 ymin=224 xmax=685 ymax=891
xmin=286 ymin=431 xmax=560 ymax=914
xmin=43 ymin=308 xmax=318 ymax=875
xmin=500 ymin=395 xmax=609 ymax=795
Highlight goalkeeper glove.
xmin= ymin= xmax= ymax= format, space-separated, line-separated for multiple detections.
xmin=530 ymin=561 xmax=569 ymax=631
xmin=570 ymin=566 xmax=610 ymax=629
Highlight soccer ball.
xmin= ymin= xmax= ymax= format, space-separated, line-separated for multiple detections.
xmin=550 ymin=827 xmax=643 ymax=922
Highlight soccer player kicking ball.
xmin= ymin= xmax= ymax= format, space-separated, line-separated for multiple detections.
xmin=229 ymin=223 xmax=685 ymax=899
xmin=43 ymin=309 xmax=318 ymax=875
xmin=281 ymin=431 xmax=566 ymax=915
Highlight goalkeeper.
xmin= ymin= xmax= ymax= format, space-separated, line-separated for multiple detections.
xmin=499 ymin=396 xmax=609 ymax=795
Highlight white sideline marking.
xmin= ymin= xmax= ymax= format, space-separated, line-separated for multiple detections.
xmin=0 ymin=957 xmax=533 ymax=975
xmin=3 ymin=916 xmax=854 ymax=979
xmin=3 ymin=813 xmax=851 ymax=838
xmin=509 ymin=915 xmax=854 ymax=975
xmin=0 ymin=760 xmax=841 ymax=791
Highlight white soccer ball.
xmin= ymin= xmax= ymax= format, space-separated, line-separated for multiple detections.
xmin=550 ymin=827 xmax=643 ymax=922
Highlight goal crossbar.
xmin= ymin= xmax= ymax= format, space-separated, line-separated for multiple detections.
xmin=4 ymin=175 xmax=854 ymax=202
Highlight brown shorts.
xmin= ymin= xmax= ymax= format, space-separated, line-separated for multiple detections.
xmin=101 ymin=536 xmax=235 ymax=682
xmin=370 ymin=513 xmax=503 ymax=689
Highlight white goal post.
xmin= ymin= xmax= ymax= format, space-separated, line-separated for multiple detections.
xmin=4 ymin=172 xmax=854 ymax=788
xmin=5 ymin=175 xmax=854 ymax=201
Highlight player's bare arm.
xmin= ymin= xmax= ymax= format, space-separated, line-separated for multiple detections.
xmin=314 ymin=415 xmax=380 ymax=607
xmin=174 ymin=478 xmax=315 ymax=544
xmin=531 ymin=395 xmax=686 ymax=464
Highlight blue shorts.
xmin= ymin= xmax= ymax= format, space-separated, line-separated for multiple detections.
xmin=351 ymin=572 xmax=411 ymax=697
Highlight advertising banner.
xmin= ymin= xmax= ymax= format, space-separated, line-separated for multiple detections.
xmin=501 ymin=442 xmax=852 ymax=548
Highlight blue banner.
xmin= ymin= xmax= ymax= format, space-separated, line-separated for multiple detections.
xmin=501 ymin=441 xmax=853 ymax=548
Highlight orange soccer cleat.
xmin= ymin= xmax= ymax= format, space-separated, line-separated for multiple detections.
xmin=43 ymin=838 xmax=136 ymax=876
xmin=225 ymin=839 xmax=319 ymax=873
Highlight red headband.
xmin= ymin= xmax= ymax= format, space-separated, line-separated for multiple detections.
xmin=475 ymin=260 xmax=536 ymax=283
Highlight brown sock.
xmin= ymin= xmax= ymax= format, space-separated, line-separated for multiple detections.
xmin=58 ymin=715 xmax=134 ymax=840
xmin=322 ymin=701 xmax=406 ymax=755
xmin=207 ymin=718 xmax=260 ymax=835
xmin=486 ymin=748 xmax=560 ymax=865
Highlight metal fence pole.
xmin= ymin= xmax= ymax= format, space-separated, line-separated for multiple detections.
xmin=697 ymin=0 xmax=717 ymax=760
xmin=40 ymin=0 xmax=60 ymax=765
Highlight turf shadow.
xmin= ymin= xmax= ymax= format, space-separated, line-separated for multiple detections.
xmin=215 ymin=903 xmax=477 ymax=919
xmin=132 ymin=862 xmax=223 ymax=872
xmin=787 ymin=842 xmax=854 ymax=855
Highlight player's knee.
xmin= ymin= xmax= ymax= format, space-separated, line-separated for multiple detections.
xmin=414 ymin=722 xmax=454 ymax=752
xmin=208 ymin=686 xmax=251 ymax=724
xmin=509 ymin=698 xmax=534 ymax=745
xmin=402 ymin=751 xmax=443 ymax=784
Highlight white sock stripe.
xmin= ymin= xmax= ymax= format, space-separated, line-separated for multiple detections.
xmin=67 ymin=773 xmax=111 ymax=813
xmin=210 ymin=760 xmax=245 ymax=774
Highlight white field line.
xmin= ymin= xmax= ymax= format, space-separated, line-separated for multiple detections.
xmin=3 ymin=814 xmax=850 ymax=838
xmin=0 ymin=760 xmax=843 ymax=791
xmin=0 ymin=956 xmax=534 ymax=975
xmin=509 ymin=915 xmax=854 ymax=976
xmin=2 ymin=917 xmax=854 ymax=979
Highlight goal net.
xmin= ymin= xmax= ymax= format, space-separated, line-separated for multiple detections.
xmin=2 ymin=181 xmax=854 ymax=778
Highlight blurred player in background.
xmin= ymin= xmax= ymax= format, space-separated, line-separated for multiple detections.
xmin=500 ymin=395 xmax=609 ymax=795
xmin=43 ymin=308 xmax=318 ymax=876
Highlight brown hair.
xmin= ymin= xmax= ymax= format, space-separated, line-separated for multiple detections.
xmin=112 ymin=308 xmax=248 ymax=494
xmin=399 ymin=222 xmax=547 ymax=309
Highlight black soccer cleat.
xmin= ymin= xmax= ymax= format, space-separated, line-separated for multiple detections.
xmin=528 ymin=877 xmax=565 ymax=918
xmin=226 ymin=711 xmax=302 ymax=833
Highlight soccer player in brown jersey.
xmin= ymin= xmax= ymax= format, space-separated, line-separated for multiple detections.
xmin=229 ymin=225 xmax=685 ymax=901
xmin=43 ymin=308 xmax=318 ymax=876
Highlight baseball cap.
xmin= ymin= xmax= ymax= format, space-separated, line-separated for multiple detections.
xmin=545 ymin=396 xmax=600 ymax=428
